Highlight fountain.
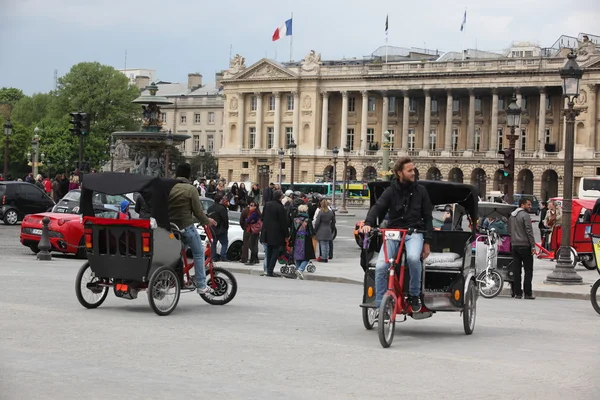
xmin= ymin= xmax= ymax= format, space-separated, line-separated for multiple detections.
xmin=110 ymin=82 xmax=189 ymax=176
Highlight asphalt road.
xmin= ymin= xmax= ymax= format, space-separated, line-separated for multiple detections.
xmin=1 ymin=258 xmax=599 ymax=400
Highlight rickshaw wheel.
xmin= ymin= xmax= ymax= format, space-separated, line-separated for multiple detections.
xmin=582 ymin=259 xmax=597 ymax=271
xmin=477 ymin=270 xmax=504 ymax=299
xmin=591 ymin=279 xmax=600 ymax=315
xmin=148 ymin=266 xmax=181 ymax=316
xmin=377 ymin=294 xmax=396 ymax=348
xmin=362 ymin=307 xmax=377 ymax=330
xmin=463 ymin=280 xmax=477 ymax=335
xmin=200 ymin=267 xmax=238 ymax=306
xmin=75 ymin=262 xmax=108 ymax=309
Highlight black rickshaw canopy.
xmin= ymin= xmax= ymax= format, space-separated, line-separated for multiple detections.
xmin=80 ymin=172 xmax=180 ymax=230
xmin=368 ymin=180 xmax=479 ymax=235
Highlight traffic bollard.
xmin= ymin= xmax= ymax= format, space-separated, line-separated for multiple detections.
xmin=37 ymin=216 xmax=52 ymax=261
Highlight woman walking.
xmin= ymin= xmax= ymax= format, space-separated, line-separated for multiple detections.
xmin=291 ymin=204 xmax=316 ymax=279
xmin=314 ymin=199 xmax=335 ymax=263
xmin=241 ymin=200 xmax=262 ymax=265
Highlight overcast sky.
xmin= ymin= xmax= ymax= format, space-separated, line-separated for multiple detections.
xmin=1 ymin=0 xmax=599 ymax=95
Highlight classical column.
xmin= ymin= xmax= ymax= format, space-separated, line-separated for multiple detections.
xmin=538 ymin=87 xmax=546 ymax=153
xmin=255 ymin=92 xmax=263 ymax=149
xmin=361 ymin=90 xmax=369 ymax=151
xmin=341 ymin=91 xmax=348 ymax=149
xmin=444 ymin=90 xmax=453 ymax=151
xmin=237 ymin=92 xmax=245 ymax=148
xmin=467 ymin=89 xmax=475 ymax=151
xmin=588 ymin=84 xmax=597 ymax=151
xmin=381 ymin=94 xmax=389 ymax=145
xmin=273 ymin=92 xmax=281 ymax=149
xmin=292 ymin=91 xmax=300 ymax=144
xmin=402 ymin=91 xmax=409 ymax=150
xmin=422 ymin=90 xmax=431 ymax=152
xmin=489 ymin=89 xmax=499 ymax=153
xmin=320 ymin=91 xmax=329 ymax=150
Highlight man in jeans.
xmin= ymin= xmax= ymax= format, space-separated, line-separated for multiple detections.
xmin=207 ymin=192 xmax=229 ymax=262
xmin=508 ymin=197 xmax=536 ymax=299
xmin=168 ymin=163 xmax=217 ymax=295
xmin=360 ymin=157 xmax=433 ymax=312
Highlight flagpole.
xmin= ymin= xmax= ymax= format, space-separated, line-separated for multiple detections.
xmin=385 ymin=14 xmax=389 ymax=63
xmin=462 ymin=8 xmax=466 ymax=61
xmin=289 ymin=12 xmax=293 ymax=62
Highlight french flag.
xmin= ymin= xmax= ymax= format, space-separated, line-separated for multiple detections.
xmin=272 ymin=18 xmax=293 ymax=41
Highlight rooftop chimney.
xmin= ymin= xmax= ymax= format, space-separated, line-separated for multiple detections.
xmin=188 ymin=73 xmax=202 ymax=90
xmin=215 ymin=71 xmax=224 ymax=90
xmin=135 ymin=75 xmax=150 ymax=90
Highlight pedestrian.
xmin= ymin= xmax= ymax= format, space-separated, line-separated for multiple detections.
xmin=538 ymin=201 xmax=549 ymax=249
xmin=312 ymin=199 xmax=335 ymax=260
xmin=508 ymin=197 xmax=536 ymax=299
xmin=134 ymin=192 xmax=152 ymax=219
xmin=314 ymin=198 xmax=335 ymax=263
xmin=117 ymin=200 xmax=132 ymax=220
xmin=291 ymin=204 xmax=316 ymax=279
xmin=207 ymin=192 xmax=229 ymax=262
xmin=544 ymin=200 xmax=562 ymax=254
xmin=263 ymin=182 xmax=274 ymax=206
xmin=52 ymin=174 xmax=62 ymax=202
xmin=260 ymin=189 xmax=289 ymax=277
xmin=241 ymin=199 xmax=261 ymax=265
xmin=250 ymin=183 xmax=261 ymax=205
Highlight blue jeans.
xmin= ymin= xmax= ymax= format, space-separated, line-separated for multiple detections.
xmin=181 ymin=225 xmax=207 ymax=289
xmin=318 ymin=241 xmax=330 ymax=260
xmin=211 ymin=231 xmax=228 ymax=260
xmin=296 ymin=260 xmax=309 ymax=272
xmin=375 ymin=233 xmax=424 ymax=306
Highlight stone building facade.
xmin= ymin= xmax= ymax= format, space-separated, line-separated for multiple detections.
xmin=218 ymin=34 xmax=600 ymax=199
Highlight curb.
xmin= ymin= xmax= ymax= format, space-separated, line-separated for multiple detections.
xmin=224 ymin=265 xmax=591 ymax=301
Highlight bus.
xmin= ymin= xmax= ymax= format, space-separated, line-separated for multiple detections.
xmin=279 ymin=182 xmax=370 ymax=199
xmin=578 ymin=176 xmax=600 ymax=199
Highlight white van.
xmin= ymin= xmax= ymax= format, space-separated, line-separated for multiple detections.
xmin=578 ymin=176 xmax=600 ymax=200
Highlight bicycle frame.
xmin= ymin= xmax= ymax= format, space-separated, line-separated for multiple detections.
xmin=534 ymin=242 xmax=554 ymax=259
xmin=379 ymin=228 xmax=423 ymax=321
xmin=180 ymin=225 xmax=217 ymax=290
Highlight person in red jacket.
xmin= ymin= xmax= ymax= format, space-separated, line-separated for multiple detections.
xmin=117 ymin=200 xmax=131 ymax=220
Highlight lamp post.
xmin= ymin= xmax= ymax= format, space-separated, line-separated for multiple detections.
xmin=199 ymin=145 xmax=206 ymax=178
xmin=382 ymin=130 xmax=391 ymax=181
xmin=288 ymin=137 xmax=297 ymax=190
xmin=31 ymin=127 xmax=40 ymax=177
xmin=3 ymin=119 xmax=12 ymax=178
xmin=110 ymin=141 xmax=116 ymax=172
xmin=64 ymin=159 xmax=69 ymax=175
xmin=546 ymin=49 xmax=584 ymax=285
xmin=504 ymin=94 xmax=522 ymax=204
xmin=332 ymin=146 xmax=339 ymax=211
xmin=278 ymin=147 xmax=284 ymax=186
xmin=339 ymin=147 xmax=350 ymax=214
xmin=165 ymin=130 xmax=173 ymax=178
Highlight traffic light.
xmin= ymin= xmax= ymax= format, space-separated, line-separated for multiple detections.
xmin=69 ymin=112 xmax=82 ymax=136
xmin=79 ymin=112 xmax=90 ymax=135
xmin=498 ymin=148 xmax=514 ymax=178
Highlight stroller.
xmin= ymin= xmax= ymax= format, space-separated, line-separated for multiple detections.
xmin=278 ymin=238 xmax=317 ymax=275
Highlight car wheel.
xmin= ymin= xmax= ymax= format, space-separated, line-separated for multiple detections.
xmin=226 ymin=241 xmax=243 ymax=261
xmin=3 ymin=209 xmax=18 ymax=225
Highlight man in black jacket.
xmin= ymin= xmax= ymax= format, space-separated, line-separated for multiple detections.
xmin=260 ymin=190 xmax=289 ymax=277
xmin=207 ymin=193 xmax=230 ymax=262
xmin=361 ymin=157 xmax=433 ymax=311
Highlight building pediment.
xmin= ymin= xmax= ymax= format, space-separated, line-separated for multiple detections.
xmin=581 ymin=55 xmax=600 ymax=69
xmin=234 ymin=59 xmax=297 ymax=80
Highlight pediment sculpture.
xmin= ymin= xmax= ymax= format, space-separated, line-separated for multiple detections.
xmin=577 ymin=35 xmax=598 ymax=62
xmin=227 ymin=54 xmax=246 ymax=76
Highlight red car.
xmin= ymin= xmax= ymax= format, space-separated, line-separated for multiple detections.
xmin=20 ymin=209 xmax=117 ymax=258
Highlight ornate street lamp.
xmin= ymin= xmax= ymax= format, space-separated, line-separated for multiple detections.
xmin=288 ymin=138 xmax=297 ymax=191
xmin=3 ymin=119 xmax=12 ymax=178
xmin=339 ymin=147 xmax=351 ymax=214
xmin=546 ymin=49 xmax=584 ymax=285
xmin=64 ymin=159 xmax=69 ymax=175
xmin=332 ymin=146 xmax=339 ymax=211
xmin=199 ymin=145 xmax=206 ymax=178
xmin=165 ymin=130 xmax=173 ymax=178
xmin=503 ymin=94 xmax=522 ymax=204
xmin=31 ymin=128 xmax=40 ymax=177
xmin=278 ymin=148 xmax=284 ymax=186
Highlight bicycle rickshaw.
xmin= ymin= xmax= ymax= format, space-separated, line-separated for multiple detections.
xmin=359 ymin=180 xmax=479 ymax=348
xmin=74 ymin=172 xmax=237 ymax=316
xmin=588 ymin=234 xmax=600 ymax=315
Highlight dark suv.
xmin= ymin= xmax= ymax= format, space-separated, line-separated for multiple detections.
xmin=0 ymin=182 xmax=56 ymax=225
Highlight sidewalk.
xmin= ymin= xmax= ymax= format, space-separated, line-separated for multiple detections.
xmin=221 ymin=257 xmax=599 ymax=301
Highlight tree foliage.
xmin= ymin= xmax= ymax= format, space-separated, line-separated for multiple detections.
xmin=0 ymin=62 xmax=142 ymax=179
xmin=190 ymin=152 xmax=218 ymax=179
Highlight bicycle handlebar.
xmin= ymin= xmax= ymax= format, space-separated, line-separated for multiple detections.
xmin=368 ymin=227 xmax=427 ymax=236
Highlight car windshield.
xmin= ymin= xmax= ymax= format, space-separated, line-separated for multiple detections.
xmin=63 ymin=191 xmax=81 ymax=201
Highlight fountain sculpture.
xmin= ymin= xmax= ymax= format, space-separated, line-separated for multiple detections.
xmin=110 ymin=82 xmax=189 ymax=176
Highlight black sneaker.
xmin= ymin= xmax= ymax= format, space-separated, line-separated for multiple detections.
xmin=410 ymin=296 xmax=422 ymax=312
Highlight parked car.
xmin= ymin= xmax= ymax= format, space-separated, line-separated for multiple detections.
xmin=512 ymin=194 xmax=540 ymax=215
xmin=195 ymin=220 xmax=265 ymax=261
xmin=0 ymin=181 xmax=55 ymax=225
xmin=20 ymin=207 xmax=117 ymax=257
xmin=52 ymin=189 xmax=138 ymax=218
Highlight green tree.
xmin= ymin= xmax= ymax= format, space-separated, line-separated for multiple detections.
xmin=189 ymin=152 xmax=218 ymax=179
xmin=0 ymin=87 xmax=25 ymax=108
xmin=11 ymin=93 xmax=55 ymax=127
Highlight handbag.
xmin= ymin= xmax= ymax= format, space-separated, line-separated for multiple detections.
xmin=250 ymin=220 xmax=263 ymax=234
